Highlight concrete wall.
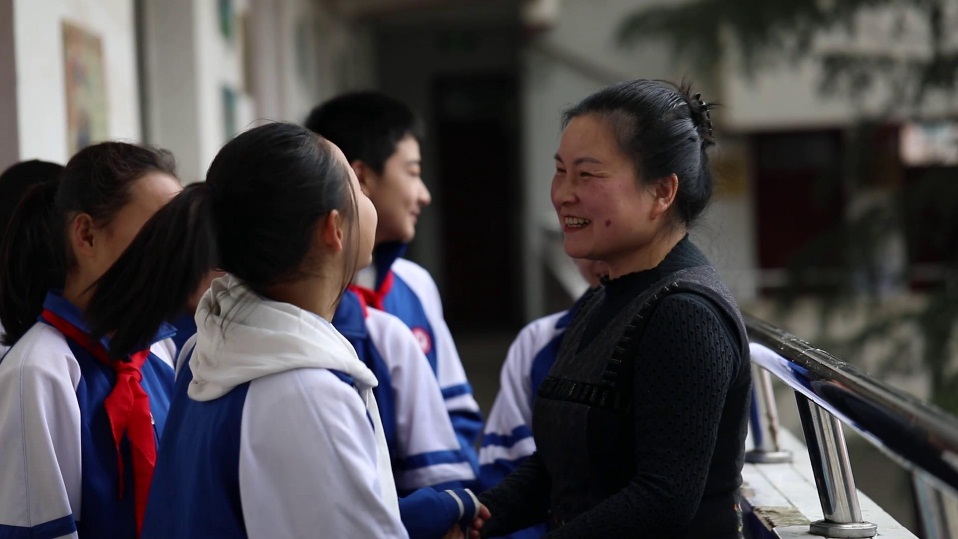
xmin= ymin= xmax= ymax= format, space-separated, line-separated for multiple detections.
xmin=13 ymin=0 xmax=141 ymax=165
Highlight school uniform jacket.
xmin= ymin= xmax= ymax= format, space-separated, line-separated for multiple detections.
xmin=478 ymin=310 xmax=571 ymax=492
xmin=475 ymin=310 xmax=574 ymax=539
xmin=0 ymin=292 xmax=176 ymax=539
xmin=354 ymin=243 xmax=483 ymax=472
xmin=333 ymin=290 xmax=477 ymax=495
xmin=142 ymin=275 xmax=407 ymax=539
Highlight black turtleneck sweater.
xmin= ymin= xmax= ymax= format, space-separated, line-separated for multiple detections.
xmin=479 ymin=237 xmax=751 ymax=538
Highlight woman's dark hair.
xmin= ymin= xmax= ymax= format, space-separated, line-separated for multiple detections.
xmin=87 ymin=122 xmax=358 ymax=358
xmin=562 ymin=79 xmax=717 ymax=226
xmin=0 ymin=160 xmax=63 ymax=237
xmin=304 ymin=91 xmax=424 ymax=173
xmin=0 ymin=143 xmax=176 ymax=346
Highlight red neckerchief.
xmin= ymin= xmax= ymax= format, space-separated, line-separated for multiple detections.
xmin=41 ymin=309 xmax=155 ymax=538
xmin=349 ymin=270 xmax=395 ymax=311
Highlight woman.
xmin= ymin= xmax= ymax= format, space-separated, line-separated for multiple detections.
xmin=478 ymin=80 xmax=751 ymax=538
xmin=0 ymin=143 xmax=182 ymax=537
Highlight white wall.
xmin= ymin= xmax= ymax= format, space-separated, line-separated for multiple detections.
xmin=247 ymin=0 xmax=374 ymax=125
xmin=141 ymin=0 xmax=253 ymax=183
xmin=13 ymin=0 xmax=141 ymax=164
xmin=143 ymin=0 xmax=364 ymax=184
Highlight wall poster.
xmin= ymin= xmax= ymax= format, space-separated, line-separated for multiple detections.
xmin=62 ymin=21 xmax=109 ymax=155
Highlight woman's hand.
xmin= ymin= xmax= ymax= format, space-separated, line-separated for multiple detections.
xmin=467 ymin=504 xmax=491 ymax=539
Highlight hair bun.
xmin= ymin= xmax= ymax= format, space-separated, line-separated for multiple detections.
xmin=688 ymin=92 xmax=715 ymax=148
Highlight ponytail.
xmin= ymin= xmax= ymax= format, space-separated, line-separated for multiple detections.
xmin=0 ymin=181 xmax=65 ymax=345
xmin=86 ymin=183 xmax=217 ymax=358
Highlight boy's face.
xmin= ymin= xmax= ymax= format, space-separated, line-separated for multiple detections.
xmin=361 ymin=134 xmax=431 ymax=245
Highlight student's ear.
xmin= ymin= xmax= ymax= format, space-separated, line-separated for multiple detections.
xmin=70 ymin=213 xmax=97 ymax=261
xmin=317 ymin=209 xmax=346 ymax=254
xmin=650 ymin=174 xmax=679 ymax=221
xmin=350 ymin=161 xmax=373 ymax=196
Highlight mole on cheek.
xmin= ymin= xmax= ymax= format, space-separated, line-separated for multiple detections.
xmin=605 ymin=219 xmax=612 ymax=227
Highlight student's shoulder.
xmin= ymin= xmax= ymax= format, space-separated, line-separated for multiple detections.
xmin=250 ymin=367 xmax=366 ymax=414
xmin=520 ymin=311 xmax=567 ymax=338
xmin=365 ymin=307 xmax=416 ymax=340
xmin=0 ymin=323 xmax=81 ymax=385
xmin=391 ymin=258 xmax=438 ymax=293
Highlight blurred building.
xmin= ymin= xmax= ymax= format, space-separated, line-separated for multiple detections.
xmin=2 ymin=0 xmax=956 ymax=332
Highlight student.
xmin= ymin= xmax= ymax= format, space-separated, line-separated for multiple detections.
xmin=333 ymin=290 xmax=478 ymax=495
xmin=305 ymin=93 xmax=483 ymax=472
xmin=83 ymin=123 xmax=485 ymax=538
xmin=478 ymin=260 xmax=606 ymax=539
xmin=0 ymin=159 xmax=64 ymax=356
xmin=0 ymin=143 xmax=182 ymax=538
xmin=477 ymin=80 xmax=751 ymax=538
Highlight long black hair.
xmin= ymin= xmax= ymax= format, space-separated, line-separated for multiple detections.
xmin=0 ymin=144 xmax=176 ymax=345
xmin=562 ymin=79 xmax=717 ymax=226
xmin=86 ymin=122 xmax=359 ymax=358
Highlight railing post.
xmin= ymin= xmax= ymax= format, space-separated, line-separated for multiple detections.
xmin=913 ymin=471 xmax=958 ymax=538
xmin=746 ymin=365 xmax=792 ymax=463
xmin=794 ymin=393 xmax=877 ymax=538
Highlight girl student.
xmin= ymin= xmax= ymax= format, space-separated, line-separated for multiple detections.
xmin=83 ymin=122 xmax=486 ymax=538
xmin=0 ymin=143 xmax=182 ymax=538
xmin=478 ymin=80 xmax=751 ymax=538
xmin=0 ymin=159 xmax=64 ymax=356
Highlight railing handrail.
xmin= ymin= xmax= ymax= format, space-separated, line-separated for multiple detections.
xmin=746 ymin=313 xmax=958 ymax=498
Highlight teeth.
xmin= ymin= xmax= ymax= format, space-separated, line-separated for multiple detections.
xmin=565 ymin=217 xmax=591 ymax=227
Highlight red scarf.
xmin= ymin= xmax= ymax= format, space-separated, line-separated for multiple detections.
xmin=41 ymin=309 xmax=156 ymax=538
xmin=349 ymin=271 xmax=395 ymax=310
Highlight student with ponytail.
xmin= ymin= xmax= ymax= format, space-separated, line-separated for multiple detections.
xmin=0 ymin=159 xmax=64 ymax=356
xmin=85 ymin=122 xmax=484 ymax=538
xmin=0 ymin=143 xmax=182 ymax=538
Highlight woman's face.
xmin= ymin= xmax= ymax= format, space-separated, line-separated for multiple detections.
xmin=552 ymin=114 xmax=660 ymax=272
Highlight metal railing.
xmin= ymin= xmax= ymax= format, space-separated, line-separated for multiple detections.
xmin=746 ymin=313 xmax=958 ymax=538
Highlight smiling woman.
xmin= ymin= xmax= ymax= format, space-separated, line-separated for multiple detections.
xmin=477 ymin=80 xmax=751 ymax=539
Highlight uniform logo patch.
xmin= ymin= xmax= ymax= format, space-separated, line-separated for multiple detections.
xmin=411 ymin=326 xmax=433 ymax=355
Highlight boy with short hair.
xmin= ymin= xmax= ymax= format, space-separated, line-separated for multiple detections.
xmin=306 ymin=91 xmax=482 ymax=474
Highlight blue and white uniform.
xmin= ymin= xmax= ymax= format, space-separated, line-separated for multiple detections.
xmin=0 ymin=292 xmax=175 ymax=539
xmin=477 ymin=296 xmax=587 ymax=538
xmin=333 ymin=290 xmax=477 ymax=494
xmin=143 ymin=275 xmax=406 ymax=538
xmin=354 ymin=243 xmax=483 ymax=472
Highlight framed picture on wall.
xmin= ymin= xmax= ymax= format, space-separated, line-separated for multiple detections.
xmin=62 ymin=21 xmax=109 ymax=155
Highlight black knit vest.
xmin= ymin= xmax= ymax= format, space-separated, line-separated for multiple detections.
xmin=532 ymin=264 xmax=749 ymax=528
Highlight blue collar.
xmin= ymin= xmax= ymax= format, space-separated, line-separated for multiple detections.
xmin=332 ymin=290 xmax=368 ymax=339
xmin=42 ymin=290 xmax=177 ymax=350
xmin=372 ymin=242 xmax=408 ymax=289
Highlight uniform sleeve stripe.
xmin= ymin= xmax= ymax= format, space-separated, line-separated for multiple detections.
xmin=440 ymin=383 xmax=473 ymax=400
xmin=444 ymin=490 xmax=466 ymax=519
xmin=481 ymin=425 xmax=533 ymax=449
xmin=0 ymin=514 xmax=77 ymax=539
xmin=400 ymin=449 xmax=469 ymax=470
